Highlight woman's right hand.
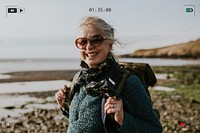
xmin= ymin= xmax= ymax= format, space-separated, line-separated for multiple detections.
xmin=55 ymin=85 xmax=69 ymax=109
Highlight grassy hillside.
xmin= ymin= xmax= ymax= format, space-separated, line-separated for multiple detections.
xmin=121 ymin=38 xmax=200 ymax=59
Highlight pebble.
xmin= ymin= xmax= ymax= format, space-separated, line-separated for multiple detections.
xmin=152 ymin=93 xmax=200 ymax=133
xmin=0 ymin=92 xmax=199 ymax=132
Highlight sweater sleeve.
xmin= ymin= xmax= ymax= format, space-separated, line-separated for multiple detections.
xmin=117 ymin=75 xmax=162 ymax=133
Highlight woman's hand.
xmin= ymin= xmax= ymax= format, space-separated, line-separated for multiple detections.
xmin=55 ymin=85 xmax=68 ymax=109
xmin=104 ymin=97 xmax=124 ymax=126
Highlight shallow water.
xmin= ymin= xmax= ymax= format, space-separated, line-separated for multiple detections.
xmin=0 ymin=95 xmax=58 ymax=117
xmin=0 ymin=80 xmax=71 ymax=94
xmin=0 ymin=80 xmax=70 ymax=117
xmin=150 ymin=86 xmax=175 ymax=92
xmin=0 ymin=58 xmax=81 ymax=73
xmin=0 ymin=74 xmax=11 ymax=79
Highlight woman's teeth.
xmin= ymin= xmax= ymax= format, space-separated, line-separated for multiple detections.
xmin=86 ymin=53 xmax=97 ymax=57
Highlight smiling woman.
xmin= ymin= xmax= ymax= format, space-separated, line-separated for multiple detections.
xmin=75 ymin=16 xmax=117 ymax=68
xmin=55 ymin=16 xmax=162 ymax=133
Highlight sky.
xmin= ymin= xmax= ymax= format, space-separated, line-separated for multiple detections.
xmin=0 ymin=0 xmax=200 ymax=59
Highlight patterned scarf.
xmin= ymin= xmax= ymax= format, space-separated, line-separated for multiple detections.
xmin=76 ymin=53 xmax=118 ymax=95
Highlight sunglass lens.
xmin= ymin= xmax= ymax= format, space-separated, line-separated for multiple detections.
xmin=90 ymin=36 xmax=103 ymax=45
xmin=76 ymin=38 xmax=88 ymax=48
xmin=79 ymin=38 xmax=88 ymax=45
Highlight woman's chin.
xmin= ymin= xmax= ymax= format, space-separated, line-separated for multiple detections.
xmin=85 ymin=59 xmax=100 ymax=68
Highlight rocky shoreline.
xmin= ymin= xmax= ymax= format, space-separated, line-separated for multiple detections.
xmin=0 ymin=70 xmax=200 ymax=132
xmin=1 ymin=91 xmax=199 ymax=133
xmin=0 ymin=90 xmax=68 ymax=133
xmin=1 ymin=108 xmax=68 ymax=133
xmin=152 ymin=92 xmax=200 ymax=132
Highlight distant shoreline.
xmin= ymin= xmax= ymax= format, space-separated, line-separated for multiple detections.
xmin=120 ymin=55 xmax=200 ymax=60
xmin=120 ymin=38 xmax=200 ymax=59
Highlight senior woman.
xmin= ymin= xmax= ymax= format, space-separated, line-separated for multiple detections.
xmin=55 ymin=16 xmax=162 ymax=133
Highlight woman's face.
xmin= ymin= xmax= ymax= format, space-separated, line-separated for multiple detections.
xmin=77 ymin=25 xmax=112 ymax=68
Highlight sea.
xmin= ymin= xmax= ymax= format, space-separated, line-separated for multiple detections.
xmin=0 ymin=58 xmax=200 ymax=74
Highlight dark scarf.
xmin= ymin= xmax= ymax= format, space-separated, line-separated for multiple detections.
xmin=76 ymin=53 xmax=118 ymax=95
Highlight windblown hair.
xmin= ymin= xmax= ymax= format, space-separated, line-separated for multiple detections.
xmin=79 ymin=16 xmax=119 ymax=45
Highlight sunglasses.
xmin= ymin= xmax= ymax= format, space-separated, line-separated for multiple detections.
xmin=75 ymin=35 xmax=106 ymax=49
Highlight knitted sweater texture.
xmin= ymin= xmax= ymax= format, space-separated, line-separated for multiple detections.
xmin=66 ymin=74 xmax=162 ymax=133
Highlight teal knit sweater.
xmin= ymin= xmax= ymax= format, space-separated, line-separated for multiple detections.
xmin=66 ymin=75 xmax=162 ymax=133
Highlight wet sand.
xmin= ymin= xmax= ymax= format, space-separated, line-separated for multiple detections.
xmin=0 ymin=69 xmax=79 ymax=83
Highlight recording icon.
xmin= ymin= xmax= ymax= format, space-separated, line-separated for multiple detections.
xmin=7 ymin=8 xmax=17 ymax=13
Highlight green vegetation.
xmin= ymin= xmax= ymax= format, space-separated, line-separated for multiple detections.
xmin=153 ymin=66 xmax=200 ymax=84
xmin=176 ymin=84 xmax=200 ymax=103
xmin=151 ymin=84 xmax=200 ymax=104
xmin=152 ymin=65 xmax=200 ymax=103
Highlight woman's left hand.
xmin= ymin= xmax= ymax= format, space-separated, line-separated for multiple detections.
xmin=104 ymin=97 xmax=124 ymax=126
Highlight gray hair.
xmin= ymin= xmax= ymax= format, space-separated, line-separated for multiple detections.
xmin=79 ymin=16 xmax=119 ymax=45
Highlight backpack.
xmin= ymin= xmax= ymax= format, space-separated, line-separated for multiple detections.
xmin=116 ymin=62 xmax=160 ymax=118
xmin=117 ymin=62 xmax=157 ymax=102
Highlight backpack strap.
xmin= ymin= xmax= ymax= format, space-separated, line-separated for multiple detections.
xmin=68 ymin=71 xmax=82 ymax=101
xmin=116 ymin=67 xmax=131 ymax=94
xmin=63 ymin=71 xmax=81 ymax=111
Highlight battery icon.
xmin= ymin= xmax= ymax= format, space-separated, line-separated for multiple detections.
xmin=186 ymin=8 xmax=193 ymax=12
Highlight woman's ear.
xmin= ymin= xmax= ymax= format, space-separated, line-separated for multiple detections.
xmin=109 ymin=43 xmax=113 ymax=51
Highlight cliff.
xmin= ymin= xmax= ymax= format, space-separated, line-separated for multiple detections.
xmin=121 ymin=38 xmax=200 ymax=59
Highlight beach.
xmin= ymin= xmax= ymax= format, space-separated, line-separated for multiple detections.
xmin=0 ymin=59 xmax=200 ymax=132
xmin=0 ymin=70 xmax=78 ymax=132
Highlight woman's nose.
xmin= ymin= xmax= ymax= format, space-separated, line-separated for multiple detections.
xmin=86 ymin=42 xmax=95 ymax=50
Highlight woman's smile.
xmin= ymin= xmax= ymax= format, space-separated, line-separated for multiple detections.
xmin=85 ymin=51 xmax=98 ymax=58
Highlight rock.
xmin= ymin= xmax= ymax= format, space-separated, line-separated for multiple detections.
xmin=4 ymin=106 xmax=16 ymax=110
